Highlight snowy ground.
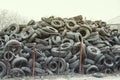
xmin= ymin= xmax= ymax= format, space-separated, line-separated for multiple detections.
xmin=3 ymin=73 xmax=120 ymax=80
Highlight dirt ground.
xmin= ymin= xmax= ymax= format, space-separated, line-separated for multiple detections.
xmin=3 ymin=73 xmax=120 ymax=80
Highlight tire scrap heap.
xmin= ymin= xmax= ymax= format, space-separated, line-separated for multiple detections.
xmin=0 ymin=15 xmax=120 ymax=78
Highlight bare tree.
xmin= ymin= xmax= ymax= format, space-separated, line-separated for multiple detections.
xmin=0 ymin=9 xmax=28 ymax=29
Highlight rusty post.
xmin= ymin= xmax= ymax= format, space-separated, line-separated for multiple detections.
xmin=32 ymin=43 xmax=36 ymax=77
xmin=79 ymin=41 xmax=83 ymax=73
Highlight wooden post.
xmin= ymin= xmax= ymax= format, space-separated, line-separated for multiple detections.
xmin=32 ymin=43 xmax=36 ymax=77
xmin=79 ymin=41 xmax=83 ymax=73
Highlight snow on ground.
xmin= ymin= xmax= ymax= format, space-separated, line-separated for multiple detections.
xmin=3 ymin=73 xmax=120 ymax=80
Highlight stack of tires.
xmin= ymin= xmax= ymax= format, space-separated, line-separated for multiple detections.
xmin=0 ymin=15 xmax=119 ymax=78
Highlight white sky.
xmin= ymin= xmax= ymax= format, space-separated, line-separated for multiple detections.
xmin=0 ymin=0 xmax=120 ymax=21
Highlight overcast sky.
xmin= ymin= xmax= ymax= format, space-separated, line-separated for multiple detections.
xmin=0 ymin=0 xmax=120 ymax=21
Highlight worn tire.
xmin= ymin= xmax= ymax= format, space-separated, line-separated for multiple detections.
xmin=9 ymin=68 xmax=25 ymax=77
xmin=20 ymin=27 xmax=34 ymax=39
xmin=85 ymin=65 xmax=99 ymax=74
xmin=3 ymin=51 xmax=14 ymax=61
xmin=12 ymin=57 xmax=28 ymax=68
xmin=5 ymin=40 xmax=22 ymax=54
xmin=51 ymin=19 xmax=64 ymax=28
xmin=0 ymin=61 xmax=7 ymax=78
xmin=21 ymin=67 xmax=31 ymax=76
xmin=8 ymin=23 xmax=20 ymax=34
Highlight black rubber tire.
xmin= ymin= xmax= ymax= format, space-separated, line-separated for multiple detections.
xmin=113 ymin=36 xmax=120 ymax=44
xmin=28 ymin=33 xmax=37 ymax=42
xmin=51 ymin=19 xmax=64 ymax=28
xmin=12 ymin=57 xmax=28 ymax=68
xmin=0 ymin=61 xmax=7 ymax=78
xmin=35 ymin=38 xmax=48 ymax=44
xmin=72 ymin=15 xmax=83 ymax=23
xmin=48 ymin=57 xmax=67 ymax=73
xmin=0 ymin=50 xmax=4 ymax=59
xmin=69 ymin=55 xmax=78 ymax=63
xmin=86 ymin=46 xmax=101 ymax=59
xmin=81 ymin=24 xmax=92 ymax=32
xmin=8 ymin=23 xmax=20 ymax=34
xmin=84 ymin=58 xmax=95 ymax=65
xmin=20 ymin=27 xmax=34 ymax=39
xmin=34 ymin=49 xmax=46 ymax=58
xmin=95 ymin=55 xmax=105 ymax=65
xmin=34 ymin=29 xmax=42 ymax=38
xmin=0 ymin=59 xmax=11 ymax=75
xmin=84 ymin=40 xmax=92 ymax=46
xmin=104 ymin=54 xmax=114 ymax=61
xmin=4 ymin=35 xmax=9 ymax=42
xmin=37 ymin=56 xmax=47 ymax=63
xmin=92 ymin=40 xmax=112 ymax=47
xmin=28 ymin=59 xmax=42 ymax=68
xmin=46 ymin=68 xmax=54 ymax=75
xmin=39 ymin=20 xmax=51 ymax=27
xmin=103 ymin=68 xmax=113 ymax=74
xmin=104 ymin=58 xmax=114 ymax=68
xmin=3 ymin=51 xmax=14 ymax=61
xmin=21 ymin=67 xmax=31 ymax=76
xmin=65 ymin=63 xmax=70 ymax=72
xmin=61 ymin=29 xmax=67 ymax=37
xmin=39 ymin=28 xmax=59 ymax=38
xmin=0 ymin=27 xmax=9 ymax=34
xmin=0 ymin=39 xmax=5 ymax=47
xmin=46 ymin=56 xmax=53 ymax=64
xmin=9 ymin=68 xmax=25 ymax=78
xmin=110 ymin=29 xmax=118 ymax=36
xmin=41 ymin=16 xmax=54 ymax=24
xmin=51 ymin=35 xmax=62 ymax=45
xmin=48 ymin=61 xmax=58 ymax=72
xmin=85 ymin=65 xmax=99 ymax=74
xmin=69 ymin=60 xmax=79 ymax=69
xmin=5 ymin=40 xmax=22 ymax=55
xmin=65 ymin=19 xmax=77 ymax=30
xmin=111 ymin=45 xmax=120 ymax=54
xmin=74 ymin=32 xmax=82 ymax=42
xmin=95 ymin=44 xmax=106 ymax=48
xmin=43 ymin=50 xmax=51 ymax=57
xmin=64 ymin=51 xmax=72 ymax=61
xmin=86 ymin=32 xmax=99 ymax=42
xmin=71 ymin=42 xmax=80 ymax=54
xmin=99 ymin=46 xmax=110 ymax=53
xmin=19 ymin=45 xmax=32 ymax=59
xmin=42 ymin=26 xmax=58 ymax=33
xmin=77 ymin=27 xmax=90 ymax=39
xmin=62 ymin=38 xmax=74 ymax=46
xmin=51 ymin=47 xmax=68 ymax=57
xmin=36 ymin=43 xmax=51 ymax=50
xmin=9 ymin=34 xmax=22 ymax=41
xmin=19 ymin=48 xmax=30 ymax=59
xmin=92 ymin=72 xmax=104 ymax=78
xmin=115 ymin=55 xmax=120 ymax=65
xmin=27 ymin=20 xmax=35 ymax=25
xmin=99 ymin=27 xmax=110 ymax=36
xmin=60 ymin=42 xmax=72 ymax=51
xmin=71 ymin=25 xmax=80 ymax=32
xmin=56 ymin=57 xmax=67 ymax=73
xmin=34 ymin=68 xmax=45 ymax=76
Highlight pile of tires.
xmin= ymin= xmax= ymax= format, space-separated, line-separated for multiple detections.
xmin=0 ymin=15 xmax=120 ymax=78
